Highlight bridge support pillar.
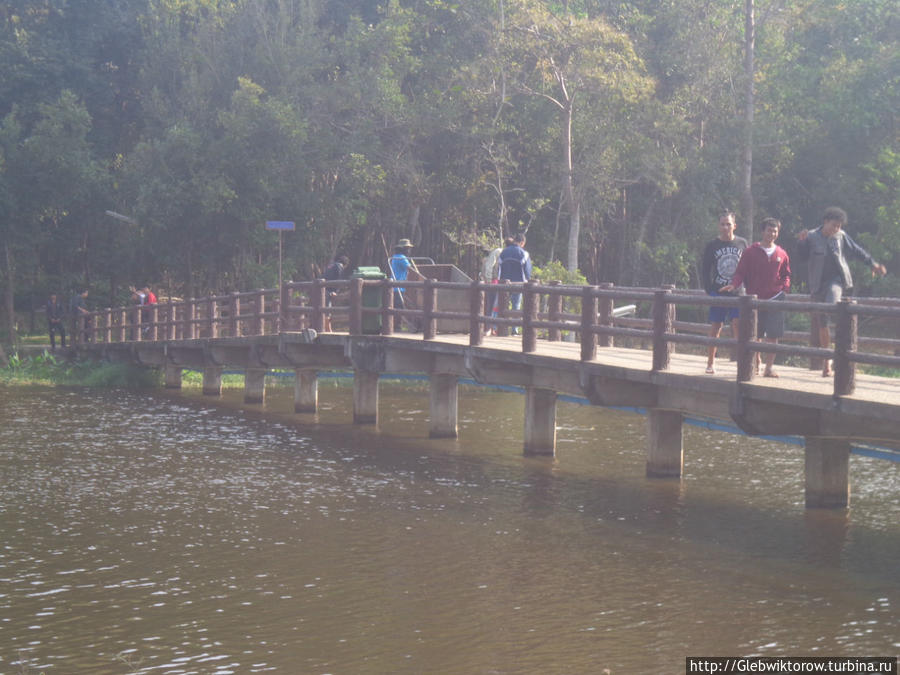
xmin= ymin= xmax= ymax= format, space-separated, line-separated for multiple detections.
xmin=164 ymin=363 xmax=182 ymax=389
xmin=524 ymin=387 xmax=556 ymax=455
xmin=294 ymin=369 xmax=318 ymax=413
xmin=429 ymin=374 xmax=458 ymax=438
xmin=244 ymin=369 xmax=266 ymax=404
xmin=353 ymin=370 xmax=379 ymax=425
xmin=202 ymin=367 xmax=223 ymax=397
xmin=804 ymin=438 xmax=850 ymax=508
xmin=646 ymin=409 xmax=683 ymax=477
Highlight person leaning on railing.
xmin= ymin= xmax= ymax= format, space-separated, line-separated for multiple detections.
xmin=795 ymin=206 xmax=887 ymax=377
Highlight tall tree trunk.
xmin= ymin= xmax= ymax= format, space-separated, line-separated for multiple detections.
xmin=741 ymin=0 xmax=755 ymax=231
xmin=3 ymin=242 xmax=16 ymax=347
xmin=564 ymin=101 xmax=580 ymax=273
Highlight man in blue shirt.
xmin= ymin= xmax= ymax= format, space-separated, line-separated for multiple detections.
xmin=498 ymin=233 xmax=532 ymax=333
xmin=390 ymin=238 xmax=418 ymax=312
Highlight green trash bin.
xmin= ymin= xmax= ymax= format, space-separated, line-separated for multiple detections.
xmin=351 ymin=267 xmax=386 ymax=334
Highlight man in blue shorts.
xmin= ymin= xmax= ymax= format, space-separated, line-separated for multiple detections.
xmin=701 ymin=212 xmax=747 ymax=373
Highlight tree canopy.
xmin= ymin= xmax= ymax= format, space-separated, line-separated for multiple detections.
xmin=1 ymin=0 xmax=897 ymax=340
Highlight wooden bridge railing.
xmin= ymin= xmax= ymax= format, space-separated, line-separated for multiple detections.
xmin=74 ymin=278 xmax=900 ymax=397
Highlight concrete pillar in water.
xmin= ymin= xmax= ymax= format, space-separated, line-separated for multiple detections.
xmin=353 ymin=370 xmax=379 ymax=425
xmin=164 ymin=363 xmax=182 ymax=389
xmin=429 ymin=373 xmax=458 ymax=438
xmin=804 ymin=437 xmax=850 ymax=508
xmin=294 ymin=369 xmax=318 ymax=413
xmin=202 ymin=367 xmax=223 ymax=397
xmin=646 ymin=409 xmax=683 ymax=477
xmin=524 ymin=387 xmax=556 ymax=455
xmin=244 ymin=368 xmax=267 ymax=404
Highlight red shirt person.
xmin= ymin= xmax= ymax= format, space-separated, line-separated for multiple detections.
xmin=720 ymin=218 xmax=790 ymax=378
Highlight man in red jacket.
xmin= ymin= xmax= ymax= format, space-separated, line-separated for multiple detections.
xmin=720 ymin=218 xmax=791 ymax=378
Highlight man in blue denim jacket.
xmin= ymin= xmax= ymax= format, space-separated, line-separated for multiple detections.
xmin=796 ymin=206 xmax=886 ymax=376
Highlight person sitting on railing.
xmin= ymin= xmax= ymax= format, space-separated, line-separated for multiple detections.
xmin=795 ymin=206 xmax=887 ymax=377
xmin=701 ymin=212 xmax=747 ymax=374
xmin=720 ymin=218 xmax=791 ymax=378
xmin=498 ymin=233 xmax=532 ymax=335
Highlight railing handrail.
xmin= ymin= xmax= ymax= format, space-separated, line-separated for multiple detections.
xmin=74 ymin=279 xmax=900 ymax=399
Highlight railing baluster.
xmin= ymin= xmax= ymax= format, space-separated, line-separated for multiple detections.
xmin=548 ymin=280 xmax=562 ymax=342
xmin=598 ymin=282 xmax=614 ymax=348
xmin=423 ymin=278 xmax=436 ymax=340
xmin=381 ymin=280 xmax=394 ymax=336
xmin=469 ymin=279 xmax=483 ymax=347
xmin=651 ymin=287 xmax=673 ymax=371
xmin=349 ymin=278 xmax=363 ymax=336
xmin=581 ymin=285 xmax=598 ymax=362
xmin=497 ymin=280 xmax=510 ymax=337
xmin=833 ymin=298 xmax=857 ymax=396
xmin=523 ymin=280 xmax=538 ymax=352
xmin=255 ymin=290 xmax=265 ymax=335
xmin=312 ymin=279 xmax=326 ymax=333
xmin=736 ymin=294 xmax=757 ymax=382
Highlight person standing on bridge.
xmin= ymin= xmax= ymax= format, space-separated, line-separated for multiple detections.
xmin=795 ymin=206 xmax=886 ymax=377
xmin=720 ymin=218 xmax=791 ymax=378
xmin=498 ymin=233 xmax=532 ymax=335
xmin=701 ymin=212 xmax=747 ymax=374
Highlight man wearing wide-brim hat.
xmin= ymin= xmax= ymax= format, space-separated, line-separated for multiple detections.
xmin=390 ymin=238 xmax=418 ymax=325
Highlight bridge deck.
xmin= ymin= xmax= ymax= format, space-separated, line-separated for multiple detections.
xmin=376 ymin=332 xmax=899 ymax=407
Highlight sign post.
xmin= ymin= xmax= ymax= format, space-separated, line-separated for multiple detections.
xmin=265 ymin=221 xmax=295 ymax=295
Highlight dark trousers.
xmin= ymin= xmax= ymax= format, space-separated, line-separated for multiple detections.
xmin=49 ymin=322 xmax=67 ymax=349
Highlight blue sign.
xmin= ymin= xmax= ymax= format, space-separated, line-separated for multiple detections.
xmin=266 ymin=221 xmax=295 ymax=231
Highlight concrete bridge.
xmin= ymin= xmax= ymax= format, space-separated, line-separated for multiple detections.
xmin=70 ymin=277 xmax=900 ymax=509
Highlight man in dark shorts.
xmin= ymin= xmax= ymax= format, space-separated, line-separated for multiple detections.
xmin=720 ymin=218 xmax=791 ymax=377
xmin=795 ymin=207 xmax=886 ymax=376
xmin=46 ymin=293 xmax=67 ymax=350
xmin=701 ymin=212 xmax=747 ymax=373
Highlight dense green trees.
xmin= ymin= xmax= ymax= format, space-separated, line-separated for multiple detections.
xmin=1 ymin=0 xmax=897 ymax=341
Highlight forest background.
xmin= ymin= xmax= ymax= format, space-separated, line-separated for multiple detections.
xmin=1 ymin=0 xmax=897 ymax=345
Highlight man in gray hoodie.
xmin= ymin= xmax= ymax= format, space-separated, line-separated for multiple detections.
xmin=795 ymin=206 xmax=886 ymax=376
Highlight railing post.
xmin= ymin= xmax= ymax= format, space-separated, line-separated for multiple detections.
xmin=651 ymin=287 xmax=673 ymax=371
xmin=548 ymin=280 xmax=562 ymax=341
xmin=349 ymin=277 xmax=363 ymax=335
xmin=207 ymin=297 xmax=218 ymax=339
xmin=279 ymin=280 xmax=290 ymax=332
xmin=133 ymin=305 xmax=142 ymax=342
xmin=229 ymin=292 xmax=240 ymax=337
xmin=736 ymin=294 xmax=757 ymax=382
xmin=423 ymin=278 xmax=436 ymax=340
xmin=809 ymin=312 xmax=824 ymax=371
xmin=598 ymin=282 xmax=614 ymax=348
xmin=381 ymin=280 xmax=394 ymax=336
xmin=149 ymin=305 xmax=158 ymax=341
xmin=497 ymin=280 xmax=510 ymax=337
xmin=833 ymin=298 xmax=857 ymax=396
xmin=187 ymin=300 xmax=197 ymax=339
xmin=523 ymin=280 xmax=538 ymax=352
xmin=254 ymin=290 xmax=265 ymax=335
xmin=167 ymin=303 xmax=176 ymax=340
xmin=175 ymin=304 xmax=184 ymax=340
xmin=469 ymin=279 xmax=484 ymax=347
xmin=580 ymin=285 xmax=598 ymax=362
xmin=105 ymin=309 xmax=113 ymax=343
xmin=118 ymin=309 xmax=127 ymax=342
xmin=312 ymin=279 xmax=326 ymax=333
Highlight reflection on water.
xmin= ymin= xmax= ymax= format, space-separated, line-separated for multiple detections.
xmin=1 ymin=383 xmax=898 ymax=674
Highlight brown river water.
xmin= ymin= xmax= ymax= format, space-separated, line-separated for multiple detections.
xmin=1 ymin=379 xmax=898 ymax=674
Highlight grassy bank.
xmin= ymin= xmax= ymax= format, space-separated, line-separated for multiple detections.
xmin=0 ymin=351 xmax=160 ymax=387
